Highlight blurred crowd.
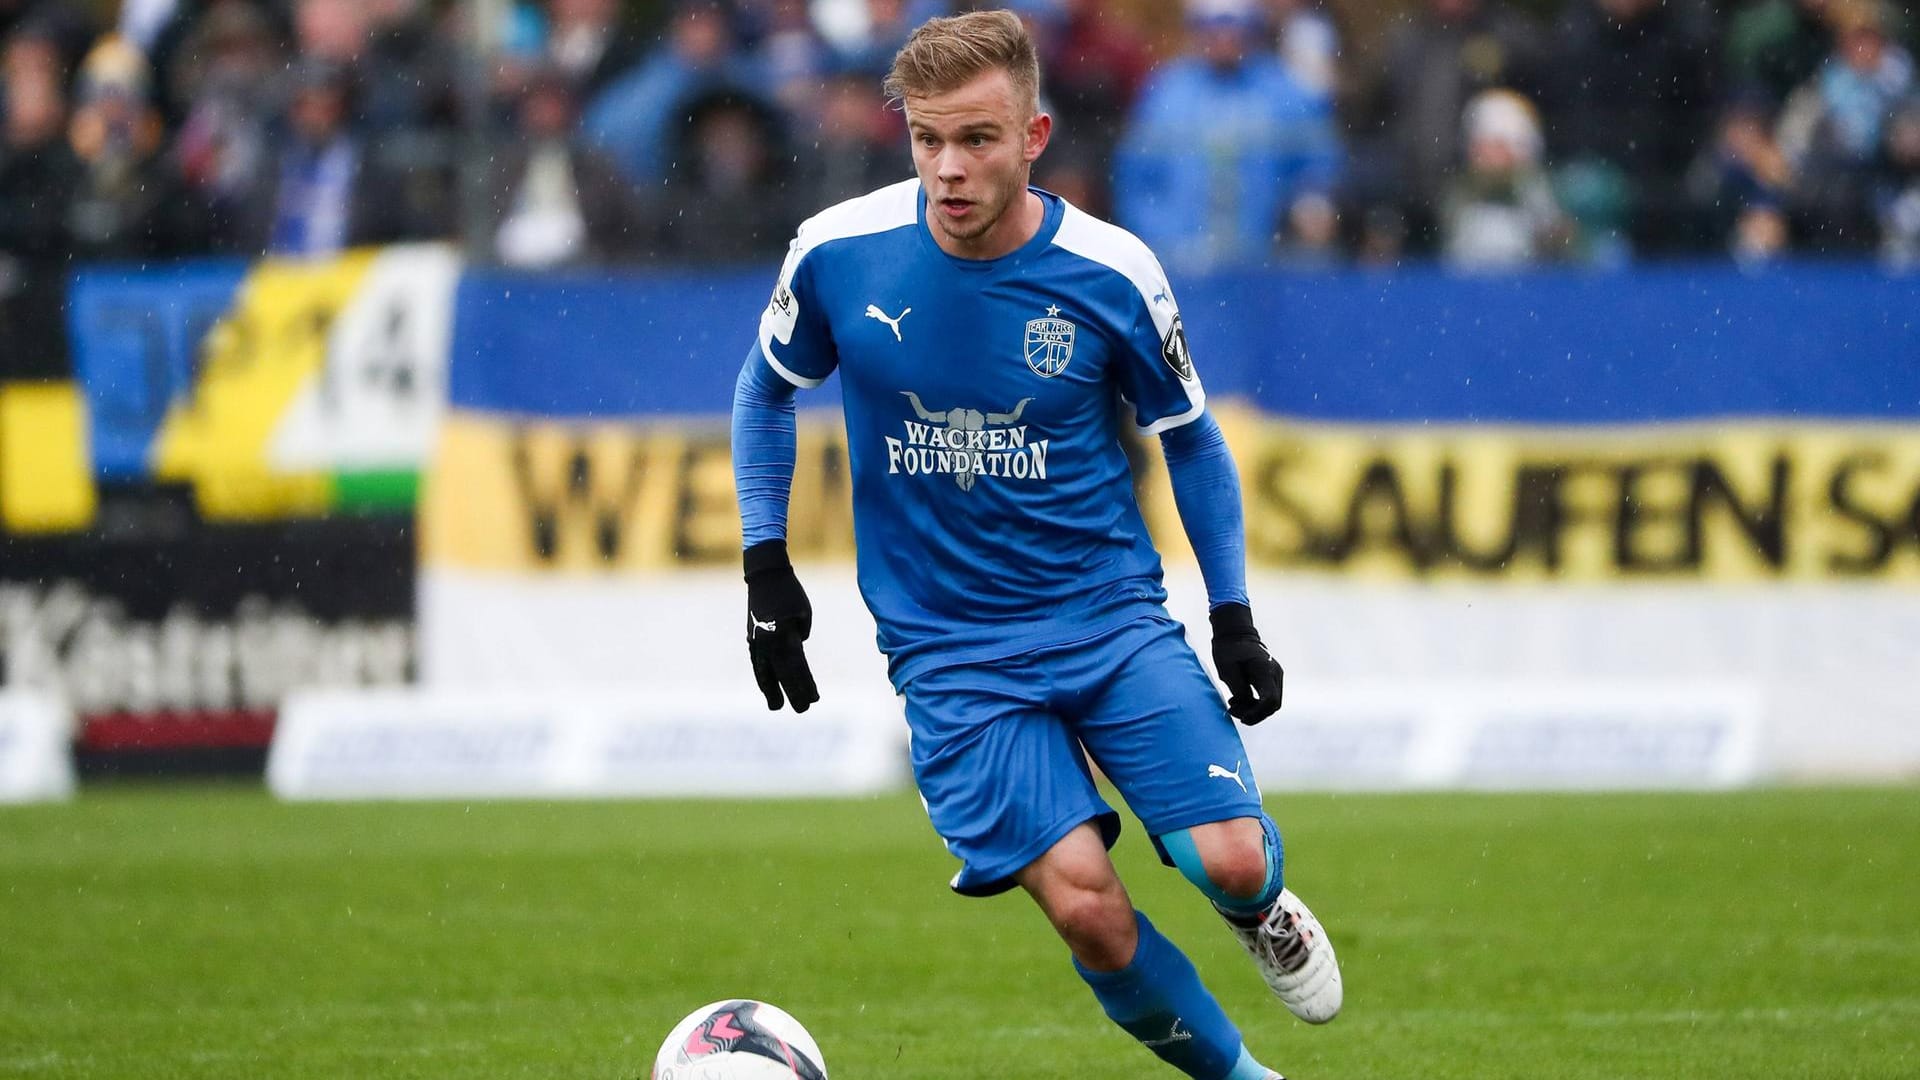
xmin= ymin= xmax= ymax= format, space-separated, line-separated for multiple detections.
xmin=2 ymin=0 xmax=1919 ymax=299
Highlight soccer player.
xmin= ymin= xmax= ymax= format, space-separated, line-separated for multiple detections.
xmin=731 ymin=11 xmax=1341 ymax=1079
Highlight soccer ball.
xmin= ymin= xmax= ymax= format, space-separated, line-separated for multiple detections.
xmin=652 ymin=1000 xmax=828 ymax=1080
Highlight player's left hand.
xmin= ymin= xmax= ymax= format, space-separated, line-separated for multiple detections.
xmin=1209 ymin=602 xmax=1284 ymax=724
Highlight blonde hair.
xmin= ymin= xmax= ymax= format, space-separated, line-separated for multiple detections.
xmin=883 ymin=10 xmax=1040 ymax=115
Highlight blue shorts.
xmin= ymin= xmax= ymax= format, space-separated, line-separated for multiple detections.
xmin=902 ymin=613 xmax=1264 ymax=897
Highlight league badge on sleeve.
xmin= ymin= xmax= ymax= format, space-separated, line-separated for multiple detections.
xmin=1024 ymin=305 xmax=1076 ymax=378
xmin=1161 ymin=314 xmax=1196 ymax=381
xmin=762 ymin=244 xmax=802 ymax=345
xmin=766 ymin=279 xmax=798 ymax=338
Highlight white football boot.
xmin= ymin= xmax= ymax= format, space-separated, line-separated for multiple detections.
xmin=1220 ymin=887 xmax=1343 ymax=1024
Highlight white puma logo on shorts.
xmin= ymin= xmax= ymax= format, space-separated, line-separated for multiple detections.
xmin=1208 ymin=760 xmax=1248 ymax=793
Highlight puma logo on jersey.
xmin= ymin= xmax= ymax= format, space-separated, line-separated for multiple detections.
xmin=865 ymin=304 xmax=910 ymax=341
xmin=751 ymin=616 xmax=777 ymax=633
xmin=1208 ymin=760 xmax=1248 ymax=793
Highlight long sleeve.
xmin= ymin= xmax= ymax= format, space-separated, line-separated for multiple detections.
xmin=732 ymin=346 xmax=799 ymax=548
xmin=1158 ymin=411 xmax=1249 ymax=608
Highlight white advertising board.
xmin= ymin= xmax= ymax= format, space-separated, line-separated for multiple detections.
xmin=1239 ymin=682 xmax=1764 ymax=791
xmin=268 ymin=687 xmax=907 ymax=801
xmin=0 ymin=691 xmax=75 ymax=803
xmin=422 ymin=567 xmax=1920 ymax=784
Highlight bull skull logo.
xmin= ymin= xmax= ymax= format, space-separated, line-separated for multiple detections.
xmin=900 ymin=391 xmax=1033 ymax=491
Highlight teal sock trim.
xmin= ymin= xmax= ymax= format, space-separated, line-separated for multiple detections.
xmin=1161 ymin=817 xmax=1286 ymax=914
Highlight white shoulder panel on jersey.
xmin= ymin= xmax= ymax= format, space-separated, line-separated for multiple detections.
xmin=797 ymin=176 xmax=921 ymax=252
xmin=1050 ymin=203 xmax=1206 ymax=435
xmin=758 ymin=178 xmax=921 ymax=389
xmin=1051 ymin=203 xmax=1180 ymax=341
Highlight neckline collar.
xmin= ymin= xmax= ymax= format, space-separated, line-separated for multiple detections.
xmin=915 ymin=185 xmax=1064 ymax=271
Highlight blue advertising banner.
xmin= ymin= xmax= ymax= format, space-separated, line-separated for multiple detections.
xmin=444 ymin=264 xmax=1920 ymax=422
xmin=67 ymin=262 xmax=247 ymax=479
xmin=448 ymin=267 xmax=767 ymax=420
xmin=72 ymin=261 xmax=1918 ymax=438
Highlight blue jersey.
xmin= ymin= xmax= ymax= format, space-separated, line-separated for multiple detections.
xmin=755 ymin=179 xmax=1207 ymax=687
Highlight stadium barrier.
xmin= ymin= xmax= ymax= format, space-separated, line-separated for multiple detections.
xmin=267 ymin=687 xmax=907 ymax=800
xmin=25 ymin=254 xmax=1920 ymax=789
xmin=0 ymin=690 xmax=75 ymax=802
xmin=1236 ymin=679 xmax=1764 ymax=791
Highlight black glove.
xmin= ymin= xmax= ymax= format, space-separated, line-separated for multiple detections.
xmin=1210 ymin=602 xmax=1284 ymax=725
xmin=744 ymin=540 xmax=819 ymax=713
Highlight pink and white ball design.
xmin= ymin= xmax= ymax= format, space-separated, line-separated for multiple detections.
xmin=652 ymin=1000 xmax=829 ymax=1080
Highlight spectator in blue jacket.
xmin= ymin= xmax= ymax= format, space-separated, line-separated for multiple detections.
xmin=582 ymin=0 xmax=762 ymax=185
xmin=1114 ymin=0 xmax=1342 ymax=273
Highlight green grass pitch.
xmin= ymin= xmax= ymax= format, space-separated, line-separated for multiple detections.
xmin=2 ymin=785 xmax=1916 ymax=1079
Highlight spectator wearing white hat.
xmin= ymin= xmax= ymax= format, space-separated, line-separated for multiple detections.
xmin=1441 ymin=89 xmax=1574 ymax=269
xmin=1264 ymin=0 xmax=1340 ymax=101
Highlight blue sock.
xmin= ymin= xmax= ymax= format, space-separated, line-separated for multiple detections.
xmin=1073 ymin=910 xmax=1272 ymax=1080
xmin=1160 ymin=816 xmax=1285 ymax=916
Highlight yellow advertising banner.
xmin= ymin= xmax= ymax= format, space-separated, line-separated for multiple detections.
xmin=0 ymin=381 xmax=96 ymax=534
xmin=150 ymin=253 xmax=377 ymax=520
xmin=423 ymin=405 xmax=1920 ymax=582
xmin=422 ymin=412 xmax=855 ymax=573
xmin=1169 ymin=408 xmax=1920 ymax=582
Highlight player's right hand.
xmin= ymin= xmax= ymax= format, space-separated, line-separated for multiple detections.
xmin=744 ymin=540 xmax=819 ymax=713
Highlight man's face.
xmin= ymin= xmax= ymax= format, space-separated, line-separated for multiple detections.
xmin=1888 ymin=109 xmax=1920 ymax=168
xmin=1843 ymin=26 xmax=1886 ymax=72
xmin=551 ymin=0 xmax=616 ymax=29
xmin=3 ymin=68 xmax=63 ymax=147
xmin=1467 ymin=133 xmax=1521 ymax=177
xmin=1596 ymin=0 xmax=1655 ymax=22
xmin=820 ymin=75 xmax=878 ymax=140
xmin=1194 ymin=20 xmax=1252 ymax=70
xmin=522 ymin=84 xmax=574 ymax=138
xmin=291 ymin=85 xmax=346 ymax=143
xmin=905 ymin=68 xmax=1049 ymax=251
xmin=297 ymin=0 xmax=369 ymax=62
xmin=693 ymin=105 xmax=767 ymax=191
xmin=1428 ymin=0 xmax=1479 ymax=24
xmin=672 ymin=7 xmax=729 ymax=66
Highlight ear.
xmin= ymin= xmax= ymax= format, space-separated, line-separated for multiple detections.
xmin=1023 ymin=110 xmax=1052 ymax=165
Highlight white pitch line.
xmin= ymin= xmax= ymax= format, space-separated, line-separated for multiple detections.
xmin=1310 ymin=998 xmax=1920 ymax=1031
xmin=987 ymin=997 xmax=1920 ymax=1039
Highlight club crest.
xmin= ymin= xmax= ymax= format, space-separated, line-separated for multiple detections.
xmin=1024 ymin=305 xmax=1076 ymax=378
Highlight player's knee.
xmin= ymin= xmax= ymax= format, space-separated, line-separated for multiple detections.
xmin=1188 ymin=817 xmax=1272 ymax=902
xmin=1047 ymin=881 xmax=1136 ymax=968
xmin=1200 ymin=840 xmax=1269 ymax=901
xmin=1045 ymin=877 xmax=1129 ymax=937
